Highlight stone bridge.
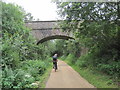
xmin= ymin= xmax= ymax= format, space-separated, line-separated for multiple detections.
xmin=25 ymin=21 xmax=74 ymax=44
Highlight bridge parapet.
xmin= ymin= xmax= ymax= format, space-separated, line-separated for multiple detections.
xmin=25 ymin=21 xmax=59 ymax=30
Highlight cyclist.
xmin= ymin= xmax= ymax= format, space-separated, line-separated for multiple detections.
xmin=52 ymin=54 xmax=58 ymax=72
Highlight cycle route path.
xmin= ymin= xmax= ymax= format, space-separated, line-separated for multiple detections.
xmin=46 ymin=60 xmax=95 ymax=88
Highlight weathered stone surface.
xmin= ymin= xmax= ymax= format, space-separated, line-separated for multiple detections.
xmin=25 ymin=21 xmax=59 ymax=30
xmin=25 ymin=21 xmax=74 ymax=44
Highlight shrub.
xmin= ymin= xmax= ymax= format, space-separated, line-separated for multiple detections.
xmin=66 ymin=54 xmax=77 ymax=64
xmin=1 ymin=1 xmax=52 ymax=88
xmin=60 ymin=55 xmax=66 ymax=60
xmin=97 ymin=62 xmax=120 ymax=78
xmin=21 ymin=60 xmax=47 ymax=76
xmin=75 ymin=55 xmax=88 ymax=68
xmin=2 ymin=59 xmax=50 ymax=88
xmin=2 ymin=66 xmax=31 ymax=88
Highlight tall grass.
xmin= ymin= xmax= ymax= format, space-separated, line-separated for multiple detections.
xmin=62 ymin=54 xmax=119 ymax=88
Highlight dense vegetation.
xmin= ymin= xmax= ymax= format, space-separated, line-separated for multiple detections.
xmin=1 ymin=1 xmax=120 ymax=88
xmin=1 ymin=2 xmax=53 ymax=88
xmin=55 ymin=2 xmax=120 ymax=86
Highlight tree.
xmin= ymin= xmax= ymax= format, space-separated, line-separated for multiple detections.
xmin=56 ymin=2 xmax=120 ymax=78
xmin=24 ymin=12 xmax=34 ymax=22
xmin=57 ymin=2 xmax=119 ymax=54
xmin=1 ymin=2 xmax=41 ymax=68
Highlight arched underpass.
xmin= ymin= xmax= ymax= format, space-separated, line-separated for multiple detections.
xmin=25 ymin=21 xmax=74 ymax=45
xmin=25 ymin=21 xmax=94 ymax=88
xmin=37 ymin=35 xmax=74 ymax=44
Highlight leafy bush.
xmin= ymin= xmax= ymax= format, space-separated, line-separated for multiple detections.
xmin=57 ymin=2 xmax=120 ymax=82
xmin=2 ymin=66 xmax=33 ymax=88
xmin=97 ymin=62 xmax=120 ymax=77
xmin=21 ymin=60 xmax=48 ymax=77
xmin=65 ymin=54 xmax=77 ymax=64
xmin=2 ymin=59 xmax=50 ymax=88
xmin=60 ymin=55 xmax=66 ymax=60
xmin=75 ymin=54 xmax=88 ymax=68
xmin=1 ymin=1 xmax=52 ymax=88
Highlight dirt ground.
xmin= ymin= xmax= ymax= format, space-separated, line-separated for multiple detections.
xmin=45 ymin=60 xmax=95 ymax=88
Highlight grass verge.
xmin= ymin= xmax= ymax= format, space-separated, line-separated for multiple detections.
xmin=64 ymin=59 xmax=119 ymax=88
xmin=39 ymin=63 xmax=52 ymax=88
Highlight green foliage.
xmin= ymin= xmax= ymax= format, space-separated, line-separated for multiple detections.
xmin=2 ymin=66 xmax=30 ymax=88
xmin=2 ymin=1 xmax=36 ymax=68
xmin=63 ymin=54 xmax=119 ymax=88
xmin=42 ymin=40 xmax=57 ymax=57
xmin=70 ymin=65 xmax=118 ymax=88
xmin=56 ymin=2 xmax=120 ymax=81
xmin=57 ymin=2 xmax=119 ymax=51
xmin=55 ymin=2 xmax=120 ymax=87
xmin=24 ymin=13 xmax=34 ymax=22
xmin=55 ymin=39 xmax=81 ymax=57
xmin=2 ymin=60 xmax=50 ymax=88
xmin=97 ymin=62 xmax=120 ymax=78
xmin=1 ymin=1 xmax=49 ymax=67
xmin=21 ymin=60 xmax=47 ymax=77
xmin=75 ymin=54 xmax=89 ymax=68
xmin=66 ymin=54 xmax=77 ymax=64
xmin=57 ymin=2 xmax=118 ymax=21
xmin=1 ymin=1 xmax=53 ymax=88
xmin=55 ymin=39 xmax=68 ymax=56
xmin=59 ymin=55 xmax=66 ymax=60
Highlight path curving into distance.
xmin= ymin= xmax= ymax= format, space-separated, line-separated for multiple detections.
xmin=46 ymin=60 xmax=95 ymax=88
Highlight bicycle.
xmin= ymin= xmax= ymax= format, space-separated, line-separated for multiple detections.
xmin=53 ymin=60 xmax=58 ymax=72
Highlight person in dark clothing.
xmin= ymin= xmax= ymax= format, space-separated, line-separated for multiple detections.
xmin=52 ymin=54 xmax=58 ymax=72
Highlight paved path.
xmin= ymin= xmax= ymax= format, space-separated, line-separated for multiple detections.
xmin=46 ymin=60 xmax=95 ymax=88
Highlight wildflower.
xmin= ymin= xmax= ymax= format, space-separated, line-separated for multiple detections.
xmin=31 ymin=83 xmax=38 ymax=86
xmin=25 ymin=74 xmax=31 ymax=78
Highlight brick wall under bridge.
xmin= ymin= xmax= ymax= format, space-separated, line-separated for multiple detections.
xmin=25 ymin=21 xmax=74 ymax=44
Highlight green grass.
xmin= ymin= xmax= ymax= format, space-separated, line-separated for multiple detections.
xmin=64 ymin=59 xmax=119 ymax=88
xmin=59 ymin=56 xmax=66 ymax=60
xmin=39 ymin=63 xmax=52 ymax=88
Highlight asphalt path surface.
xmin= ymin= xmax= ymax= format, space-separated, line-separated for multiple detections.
xmin=46 ymin=60 xmax=95 ymax=88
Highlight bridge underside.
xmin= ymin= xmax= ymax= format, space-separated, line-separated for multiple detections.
xmin=37 ymin=35 xmax=74 ymax=45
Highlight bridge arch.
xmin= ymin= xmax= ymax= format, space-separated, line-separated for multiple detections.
xmin=37 ymin=35 xmax=74 ymax=45
xmin=25 ymin=21 xmax=74 ymax=45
